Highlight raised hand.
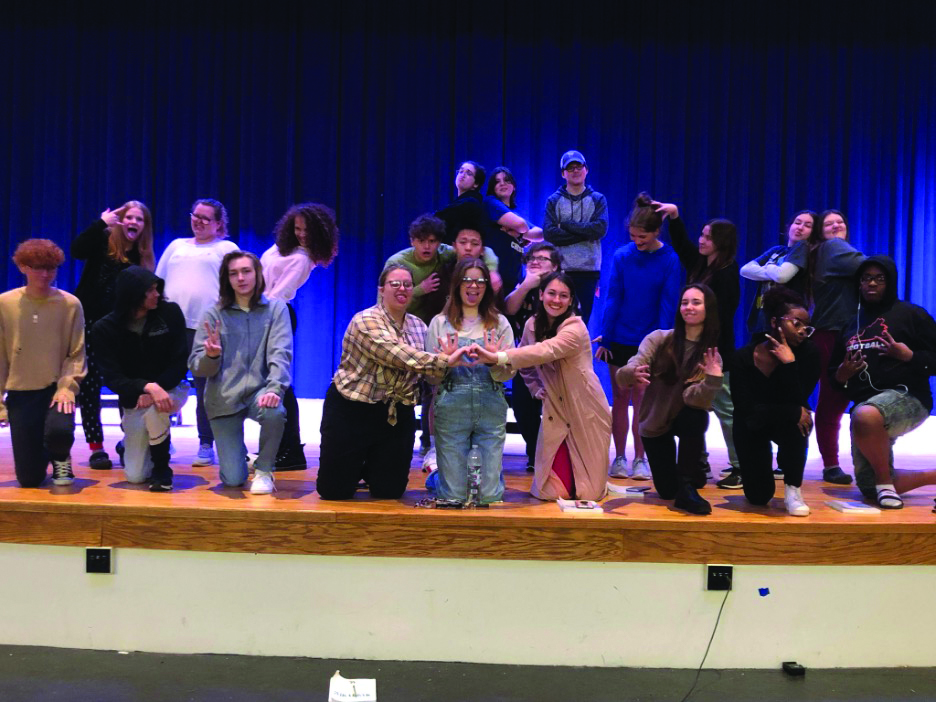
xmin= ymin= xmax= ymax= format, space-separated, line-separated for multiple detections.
xmin=699 ymin=347 xmax=723 ymax=377
xmin=419 ymin=273 xmax=441 ymax=295
xmin=257 ymin=392 xmax=281 ymax=408
xmin=482 ymin=328 xmax=505 ymax=354
xmin=100 ymin=207 xmax=120 ymax=228
xmin=203 ymin=320 xmax=222 ymax=358
xmin=651 ymin=201 xmax=679 ymax=220
xmin=875 ymin=330 xmax=913 ymax=362
xmin=767 ymin=327 xmax=795 ymax=364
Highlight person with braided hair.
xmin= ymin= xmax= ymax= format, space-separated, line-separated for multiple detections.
xmin=261 ymin=202 xmax=340 ymax=470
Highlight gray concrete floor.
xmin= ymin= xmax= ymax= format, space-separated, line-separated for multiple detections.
xmin=1 ymin=646 xmax=935 ymax=701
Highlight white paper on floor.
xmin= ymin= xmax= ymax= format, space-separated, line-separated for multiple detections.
xmin=328 ymin=670 xmax=376 ymax=701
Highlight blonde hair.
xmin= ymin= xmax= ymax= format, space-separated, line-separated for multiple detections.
xmin=107 ymin=200 xmax=155 ymax=271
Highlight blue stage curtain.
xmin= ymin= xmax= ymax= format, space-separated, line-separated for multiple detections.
xmin=2 ymin=2 xmax=935 ymax=398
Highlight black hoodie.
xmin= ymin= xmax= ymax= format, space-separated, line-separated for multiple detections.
xmin=91 ymin=266 xmax=189 ymax=409
xmin=830 ymin=255 xmax=936 ymax=410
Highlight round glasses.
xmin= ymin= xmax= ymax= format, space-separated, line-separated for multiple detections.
xmin=781 ymin=317 xmax=815 ymax=337
xmin=385 ymin=280 xmax=414 ymax=290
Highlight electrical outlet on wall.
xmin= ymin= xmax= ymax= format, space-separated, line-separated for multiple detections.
xmin=86 ymin=547 xmax=113 ymax=574
xmin=706 ymin=564 xmax=732 ymax=591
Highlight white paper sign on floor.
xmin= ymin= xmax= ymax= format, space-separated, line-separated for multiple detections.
xmin=328 ymin=671 xmax=377 ymax=701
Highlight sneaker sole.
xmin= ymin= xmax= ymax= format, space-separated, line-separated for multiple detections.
xmin=716 ymin=483 xmax=744 ymax=490
xmin=250 ymin=488 xmax=274 ymax=495
xmin=52 ymin=479 xmax=75 ymax=486
xmin=192 ymin=459 xmax=214 ymax=466
xmin=631 ymin=474 xmax=652 ymax=481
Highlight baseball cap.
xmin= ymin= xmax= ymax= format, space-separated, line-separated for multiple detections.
xmin=560 ymin=150 xmax=586 ymax=169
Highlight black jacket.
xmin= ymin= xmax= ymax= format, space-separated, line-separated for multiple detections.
xmin=830 ymin=255 xmax=936 ymax=410
xmin=91 ymin=266 xmax=189 ymax=409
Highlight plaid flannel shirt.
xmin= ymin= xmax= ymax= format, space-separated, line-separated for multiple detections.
xmin=333 ymin=304 xmax=447 ymax=424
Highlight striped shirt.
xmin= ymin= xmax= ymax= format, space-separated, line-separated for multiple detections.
xmin=333 ymin=304 xmax=447 ymax=424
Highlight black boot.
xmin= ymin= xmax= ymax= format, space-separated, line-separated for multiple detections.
xmin=148 ymin=437 xmax=173 ymax=492
xmin=674 ymin=480 xmax=711 ymax=515
xmin=274 ymin=443 xmax=307 ymax=471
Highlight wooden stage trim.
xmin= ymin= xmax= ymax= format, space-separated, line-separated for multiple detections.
xmin=1 ymin=442 xmax=935 ymax=565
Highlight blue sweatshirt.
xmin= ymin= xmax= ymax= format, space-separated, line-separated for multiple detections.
xmin=601 ymin=242 xmax=683 ymax=346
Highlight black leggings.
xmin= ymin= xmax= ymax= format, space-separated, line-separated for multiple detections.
xmin=641 ymin=406 xmax=709 ymax=500
xmin=511 ymin=374 xmax=542 ymax=465
xmin=76 ymin=321 xmax=104 ymax=445
xmin=735 ymin=415 xmax=808 ymax=505
xmin=277 ymin=303 xmax=301 ymax=451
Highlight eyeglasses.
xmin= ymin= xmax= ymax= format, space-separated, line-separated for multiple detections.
xmin=190 ymin=212 xmax=214 ymax=224
xmin=525 ymin=255 xmax=553 ymax=264
xmin=461 ymin=277 xmax=488 ymax=287
xmin=860 ymin=274 xmax=886 ymax=285
xmin=781 ymin=317 xmax=815 ymax=337
xmin=563 ymin=164 xmax=585 ymax=173
xmin=385 ymin=280 xmax=414 ymax=290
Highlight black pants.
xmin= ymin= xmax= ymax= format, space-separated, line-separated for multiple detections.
xmin=76 ymin=321 xmax=103 ymax=445
xmin=511 ymin=375 xmax=542 ymax=465
xmin=568 ymin=271 xmax=600 ymax=325
xmin=735 ymin=415 xmax=808 ymax=505
xmin=185 ymin=328 xmax=214 ymax=445
xmin=7 ymin=385 xmax=76 ymax=487
xmin=641 ymin=406 xmax=709 ymax=500
xmin=317 ymin=384 xmax=416 ymax=500
xmin=276 ymin=303 xmax=302 ymax=452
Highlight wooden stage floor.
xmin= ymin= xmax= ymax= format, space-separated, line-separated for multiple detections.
xmin=1 ymin=406 xmax=935 ymax=567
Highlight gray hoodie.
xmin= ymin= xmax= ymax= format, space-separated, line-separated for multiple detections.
xmin=189 ymin=296 xmax=293 ymax=419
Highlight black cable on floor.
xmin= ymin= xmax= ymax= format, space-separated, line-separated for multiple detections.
xmin=679 ymin=581 xmax=731 ymax=702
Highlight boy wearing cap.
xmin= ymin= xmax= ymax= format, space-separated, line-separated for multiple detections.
xmin=543 ymin=150 xmax=609 ymax=323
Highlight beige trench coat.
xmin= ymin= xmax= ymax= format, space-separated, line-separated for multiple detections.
xmin=507 ymin=316 xmax=611 ymax=501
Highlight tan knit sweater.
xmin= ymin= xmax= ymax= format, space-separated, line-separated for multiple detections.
xmin=0 ymin=287 xmax=86 ymax=421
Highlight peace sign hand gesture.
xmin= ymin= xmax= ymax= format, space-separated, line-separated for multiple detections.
xmin=767 ymin=327 xmax=795 ymax=364
xmin=203 ymin=320 xmax=222 ymax=358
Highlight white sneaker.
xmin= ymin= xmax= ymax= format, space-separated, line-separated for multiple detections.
xmin=250 ymin=470 xmax=275 ymax=495
xmin=784 ymin=484 xmax=809 ymax=516
xmin=631 ymin=457 xmax=652 ymax=481
xmin=422 ymin=447 xmax=438 ymax=473
xmin=608 ymin=456 xmax=629 ymax=478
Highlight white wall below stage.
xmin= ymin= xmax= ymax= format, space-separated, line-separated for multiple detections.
xmin=1 ymin=542 xmax=933 ymax=668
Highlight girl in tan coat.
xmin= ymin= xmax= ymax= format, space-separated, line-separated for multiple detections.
xmin=473 ymin=272 xmax=611 ymax=501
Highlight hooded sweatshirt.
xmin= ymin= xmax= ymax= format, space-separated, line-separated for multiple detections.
xmin=91 ymin=266 xmax=189 ymax=409
xmin=830 ymin=255 xmax=936 ymax=410
xmin=543 ymin=185 xmax=608 ymax=272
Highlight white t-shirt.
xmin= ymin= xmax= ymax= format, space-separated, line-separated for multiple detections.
xmin=155 ymin=237 xmax=240 ymax=328
xmin=260 ymin=245 xmax=315 ymax=302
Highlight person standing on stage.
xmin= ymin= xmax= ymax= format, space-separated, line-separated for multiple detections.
xmin=425 ymin=258 xmax=515 ymax=504
xmin=436 ymin=160 xmax=487 ymax=243
xmin=0 ymin=239 xmax=86 ymax=487
xmin=651 ymin=200 xmax=741 ymax=488
xmin=261 ymin=202 xmax=340 ymax=471
xmin=731 ymin=287 xmax=820 ymax=516
xmin=502 ymin=242 xmax=561 ymax=471
xmin=316 ymin=263 xmax=475 ymax=500
xmin=482 ymin=166 xmax=544 ymax=294
xmin=156 ymin=198 xmax=240 ymax=468
xmin=831 ymin=256 xmax=936 ymax=509
xmin=472 ymin=272 xmax=612 ymax=502
xmin=543 ymin=150 xmax=609 ymax=324
xmin=189 ymin=251 xmax=292 ymax=495
xmin=92 ymin=266 xmax=189 ymax=492
xmin=617 ymin=284 xmax=724 ymax=515
xmin=740 ymin=210 xmax=814 ymax=336
xmin=595 ymin=193 xmax=683 ymax=481
xmin=71 ymin=200 xmax=156 ymax=471
xmin=783 ymin=209 xmax=865 ymax=485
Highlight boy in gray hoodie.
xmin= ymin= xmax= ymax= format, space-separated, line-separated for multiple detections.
xmin=190 ymin=251 xmax=292 ymax=494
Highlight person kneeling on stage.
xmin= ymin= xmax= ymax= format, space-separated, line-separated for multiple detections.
xmin=831 ymin=255 xmax=936 ymax=509
xmin=731 ymin=287 xmax=821 ymax=516
xmin=317 ymin=264 xmax=475 ymax=500
xmin=92 ymin=266 xmax=189 ymax=492
xmin=617 ymin=284 xmax=723 ymax=515
xmin=190 ymin=251 xmax=292 ymax=495
xmin=0 ymin=239 xmax=86 ymax=487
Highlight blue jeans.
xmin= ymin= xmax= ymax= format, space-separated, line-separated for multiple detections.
xmin=209 ymin=391 xmax=286 ymax=487
xmin=852 ymin=389 xmax=929 ymax=500
xmin=433 ymin=371 xmax=508 ymax=503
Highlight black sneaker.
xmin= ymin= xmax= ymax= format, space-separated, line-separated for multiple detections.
xmin=89 ymin=450 xmax=112 ymax=470
xmin=115 ymin=441 xmax=125 ymax=467
xmin=823 ymin=466 xmax=853 ymax=485
xmin=773 ymin=467 xmax=784 ymax=480
xmin=274 ymin=443 xmax=307 ymax=472
xmin=526 ymin=462 xmax=535 ymax=473
xmin=716 ymin=470 xmax=743 ymax=490
xmin=674 ymin=483 xmax=712 ymax=515
xmin=148 ymin=479 xmax=173 ymax=492
xmin=52 ymin=459 xmax=75 ymax=486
